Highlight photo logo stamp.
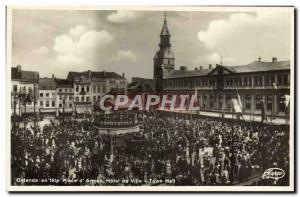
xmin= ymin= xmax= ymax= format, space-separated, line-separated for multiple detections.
xmin=263 ymin=168 xmax=285 ymax=180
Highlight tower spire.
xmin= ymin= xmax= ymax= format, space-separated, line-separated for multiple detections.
xmin=161 ymin=11 xmax=170 ymax=36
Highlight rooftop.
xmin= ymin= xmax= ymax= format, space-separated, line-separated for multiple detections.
xmin=39 ymin=78 xmax=56 ymax=90
xmin=165 ymin=60 xmax=290 ymax=79
xmin=11 ymin=66 xmax=39 ymax=82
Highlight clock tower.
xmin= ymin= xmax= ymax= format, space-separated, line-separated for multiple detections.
xmin=154 ymin=12 xmax=175 ymax=92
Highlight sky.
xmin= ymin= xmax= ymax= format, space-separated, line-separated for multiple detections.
xmin=10 ymin=8 xmax=293 ymax=81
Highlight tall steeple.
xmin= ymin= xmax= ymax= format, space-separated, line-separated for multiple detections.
xmin=159 ymin=11 xmax=171 ymax=48
xmin=161 ymin=11 xmax=170 ymax=36
xmin=154 ymin=11 xmax=175 ymax=92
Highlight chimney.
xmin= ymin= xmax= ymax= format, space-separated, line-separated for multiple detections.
xmin=17 ymin=65 xmax=21 ymax=72
xmin=103 ymin=70 xmax=106 ymax=76
xmin=199 ymin=66 xmax=203 ymax=70
xmin=272 ymin=57 xmax=277 ymax=63
xmin=258 ymin=57 xmax=261 ymax=62
xmin=122 ymin=73 xmax=125 ymax=78
xmin=209 ymin=64 xmax=212 ymax=69
xmin=52 ymin=74 xmax=55 ymax=79
xmin=180 ymin=66 xmax=187 ymax=71
xmin=194 ymin=67 xmax=198 ymax=71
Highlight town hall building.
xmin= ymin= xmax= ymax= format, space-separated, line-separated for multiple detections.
xmin=153 ymin=13 xmax=290 ymax=118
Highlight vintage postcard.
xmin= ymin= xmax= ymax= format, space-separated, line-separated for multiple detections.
xmin=6 ymin=6 xmax=295 ymax=192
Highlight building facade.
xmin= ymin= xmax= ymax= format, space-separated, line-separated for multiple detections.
xmin=11 ymin=65 xmax=39 ymax=116
xmin=54 ymin=78 xmax=74 ymax=115
xmin=38 ymin=77 xmax=57 ymax=115
xmin=67 ymin=70 xmax=127 ymax=113
xmin=154 ymin=15 xmax=290 ymax=117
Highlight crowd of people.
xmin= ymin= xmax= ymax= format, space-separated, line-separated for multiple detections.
xmin=11 ymin=111 xmax=290 ymax=186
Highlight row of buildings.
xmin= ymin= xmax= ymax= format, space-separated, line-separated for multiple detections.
xmin=11 ymin=65 xmax=127 ymax=116
xmin=11 ymin=13 xmax=291 ymax=118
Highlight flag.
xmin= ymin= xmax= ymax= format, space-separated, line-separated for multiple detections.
xmin=284 ymin=94 xmax=290 ymax=107
xmin=237 ymin=93 xmax=243 ymax=110
xmin=273 ymin=83 xmax=278 ymax=89
xmin=231 ymin=99 xmax=242 ymax=113
xmin=260 ymin=100 xmax=266 ymax=123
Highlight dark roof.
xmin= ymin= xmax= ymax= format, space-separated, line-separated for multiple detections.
xmin=39 ymin=78 xmax=56 ymax=90
xmin=228 ymin=60 xmax=290 ymax=73
xmin=67 ymin=70 xmax=125 ymax=81
xmin=165 ymin=68 xmax=213 ymax=79
xmin=91 ymin=71 xmax=124 ymax=79
xmin=11 ymin=67 xmax=39 ymax=82
xmin=54 ymin=78 xmax=73 ymax=88
xmin=128 ymin=78 xmax=155 ymax=92
xmin=165 ymin=60 xmax=290 ymax=79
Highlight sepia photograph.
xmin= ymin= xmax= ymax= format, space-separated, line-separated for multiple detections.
xmin=6 ymin=6 xmax=295 ymax=192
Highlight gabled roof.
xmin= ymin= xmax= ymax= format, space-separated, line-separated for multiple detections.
xmin=54 ymin=78 xmax=73 ymax=88
xmin=11 ymin=67 xmax=39 ymax=82
xmin=39 ymin=78 xmax=56 ymax=90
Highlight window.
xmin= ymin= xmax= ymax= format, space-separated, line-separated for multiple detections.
xmin=81 ymin=87 xmax=84 ymax=93
xmin=256 ymin=95 xmax=262 ymax=110
xmin=93 ymin=85 xmax=96 ymax=93
xmin=40 ymin=93 xmax=43 ymax=97
xmin=76 ymin=97 xmax=79 ymax=102
xmin=52 ymin=93 xmax=56 ymax=97
xmin=69 ymin=104 xmax=72 ymax=108
xmin=59 ymin=95 xmax=62 ymax=100
xmin=76 ymin=86 xmax=79 ymax=92
xmin=267 ymin=95 xmax=272 ymax=111
xmin=22 ymin=86 xmax=26 ymax=93
xmin=13 ymin=85 xmax=18 ymax=92
xmin=28 ymin=87 xmax=33 ymax=95
xmin=59 ymin=89 xmax=62 ymax=93
xmin=86 ymin=96 xmax=90 ymax=102
xmin=52 ymin=101 xmax=55 ymax=107
xmin=265 ymin=75 xmax=275 ymax=86
xmin=244 ymin=77 xmax=252 ymax=87
xmin=46 ymin=93 xmax=49 ymax=97
xmin=226 ymin=95 xmax=232 ymax=109
xmin=40 ymin=101 xmax=43 ymax=107
xmin=279 ymin=95 xmax=286 ymax=112
xmin=202 ymin=96 xmax=207 ymax=108
xmin=86 ymin=86 xmax=90 ymax=92
xmin=236 ymin=78 xmax=242 ymax=87
xmin=255 ymin=76 xmax=263 ymax=86
xmin=218 ymin=95 xmax=223 ymax=109
xmin=46 ymin=100 xmax=49 ymax=107
xmin=227 ymin=79 xmax=233 ymax=87
xmin=69 ymin=95 xmax=73 ymax=100
xmin=59 ymin=104 xmax=62 ymax=108
xmin=65 ymin=89 xmax=67 ymax=92
xmin=81 ymin=96 xmax=84 ymax=101
xmin=245 ymin=95 xmax=251 ymax=110
xmin=209 ymin=94 xmax=214 ymax=109
xmin=278 ymin=74 xmax=288 ymax=86
xmin=93 ymin=96 xmax=96 ymax=102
